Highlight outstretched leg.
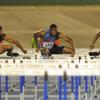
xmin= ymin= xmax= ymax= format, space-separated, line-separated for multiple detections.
xmin=0 ymin=43 xmax=19 ymax=56
xmin=0 ymin=43 xmax=13 ymax=54
xmin=62 ymin=47 xmax=75 ymax=57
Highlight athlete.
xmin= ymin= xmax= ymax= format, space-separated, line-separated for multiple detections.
xmin=90 ymin=31 xmax=100 ymax=49
xmin=33 ymin=24 xmax=75 ymax=57
xmin=0 ymin=26 xmax=27 ymax=56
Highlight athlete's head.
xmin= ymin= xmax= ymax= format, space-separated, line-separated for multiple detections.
xmin=0 ymin=26 xmax=3 ymax=33
xmin=50 ymin=24 xmax=58 ymax=35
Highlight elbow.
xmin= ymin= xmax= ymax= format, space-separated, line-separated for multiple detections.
xmin=13 ymin=40 xmax=19 ymax=44
xmin=97 ymin=32 xmax=100 ymax=37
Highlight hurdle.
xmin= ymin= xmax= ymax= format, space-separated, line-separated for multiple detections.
xmin=84 ymin=76 xmax=88 ymax=100
xmin=5 ymin=76 xmax=8 ymax=100
xmin=0 ymin=49 xmax=100 ymax=100
xmin=58 ymin=76 xmax=62 ymax=100
xmin=0 ymin=76 xmax=100 ymax=100
xmin=71 ymin=76 xmax=74 ymax=100
xmin=34 ymin=76 xmax=38 ymax=100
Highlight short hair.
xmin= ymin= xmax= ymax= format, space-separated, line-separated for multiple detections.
xmin=50 ymin=24 xmax=57 ymax=30
xmin=0 ymin=26 xmax=3 ymax=30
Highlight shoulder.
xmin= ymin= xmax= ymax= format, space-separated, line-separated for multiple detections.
xmin=58 ymin=32 xmax=65 ymax=37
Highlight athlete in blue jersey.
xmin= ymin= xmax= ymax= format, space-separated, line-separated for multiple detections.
xmin=33 ymin=24 xmax=75 ymax=57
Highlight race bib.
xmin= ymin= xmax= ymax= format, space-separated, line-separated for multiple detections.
xmin=43 ymin=42 xmax=54 ymax=48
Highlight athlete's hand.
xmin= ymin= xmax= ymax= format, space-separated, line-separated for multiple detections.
xmin=23 ymin=49 xmax=27 ymax=54
xmin=90 ymin=44 xmax=94 ymax=50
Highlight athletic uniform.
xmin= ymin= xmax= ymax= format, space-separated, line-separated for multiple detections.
xmin=42 ymin=30 xmax=64 ymax=54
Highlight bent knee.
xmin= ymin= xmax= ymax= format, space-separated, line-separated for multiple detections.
xmin=63 ymin=47 xmax=75 ymax=54
xmin=3 ymin=44 xmax=13 ymax=50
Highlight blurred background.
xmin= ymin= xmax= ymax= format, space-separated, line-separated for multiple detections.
xmin=0 ymin=0 xmax=100 ymax=48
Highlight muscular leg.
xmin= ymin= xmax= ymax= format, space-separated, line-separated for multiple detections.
xmin=0 ymin=47 xmax=6 ymax=54
xmin=62 ymin=47 xmax=75 ymax=57
xmin=41 ymin=47 xmax=51 ymax=56
xmin=0 ymin=43 xmax=19 ymax=56
xmin=0 ymin=43 xmax=13 ymax=55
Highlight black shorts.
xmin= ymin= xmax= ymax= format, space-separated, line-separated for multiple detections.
xmin=49 ymin=45 xmax=64 ymax=54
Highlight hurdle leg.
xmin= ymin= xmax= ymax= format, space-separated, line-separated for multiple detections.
xmin=71 ymin=76 xmax=74 ymax=100
xmin=22 ymin=76 xmax=25 ymax=100
xmin=94 ymin=76 xmax=97 ymax=98
xmin=63 ymin=72 xmax=67 ymax=100
xmin=20 ymin=76 xmax=24 ymax=100
xmin=90 ymin=85 xmax=93 ymax=100
xmin=44 ymin=72 xmax=48 ymax=100
xmin=34 ymin=76 xmax=38 ymax=100
xmin=5 ymin=76 xmax=8 ymax=100
xmin=55 ymin=77 xmax=58 ymax=91
xmin=90 ymin=76 xmax=94 ymax=100
xmin=10 ymin=76 xmax=15 ymax=92
xmin=79 ymin=76 xmax=81 ymax=100
xmin=84 ymin=76 xmax=88 ymax=100
xmin=0 ymin=76 xmax=1 ymax=100
xmin=58 ymin=76 xmax=62 ymax=100
xmin=75 ymin=76 xmax=79 ymax=100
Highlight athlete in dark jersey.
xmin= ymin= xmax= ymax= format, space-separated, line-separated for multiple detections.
xmin=34 ymin=24 xmax=75 ymax=57
xmin=0 ymin=26 xmax=27 ymax=56
xmin=90 ymin=31 xmax=100 ymax=49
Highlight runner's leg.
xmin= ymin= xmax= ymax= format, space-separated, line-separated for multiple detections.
xmin=62 ymin=47 xmax=75 ymax=57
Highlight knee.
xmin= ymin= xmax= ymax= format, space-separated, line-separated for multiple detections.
xmin=63 ymin=47 xmax=75 ymax=56
xmin=8 ymin=45 xmax=13 ymax=49
xmin=4 ymin=44 xmax=13 ymax=50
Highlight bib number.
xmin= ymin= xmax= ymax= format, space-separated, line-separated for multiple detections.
xmin=43 ymin=42 xmax=54 ymax=49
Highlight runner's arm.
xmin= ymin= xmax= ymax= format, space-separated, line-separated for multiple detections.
xmin=4 ymin=35 xmax=27 ymax=54
xmin=59 ymin=33 xmax=75 ymax=50
xmin=90 ymin=31 xmax=100 ymax=49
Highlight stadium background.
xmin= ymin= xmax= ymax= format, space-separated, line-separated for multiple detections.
xmin=0 ymin=0 xmax=100 ymax=5
xmin=0 ymin=0 xmax=100 ymax=48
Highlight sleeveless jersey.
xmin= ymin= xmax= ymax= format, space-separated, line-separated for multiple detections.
xmin=42 ymin=31 xmax=60 ymax=48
